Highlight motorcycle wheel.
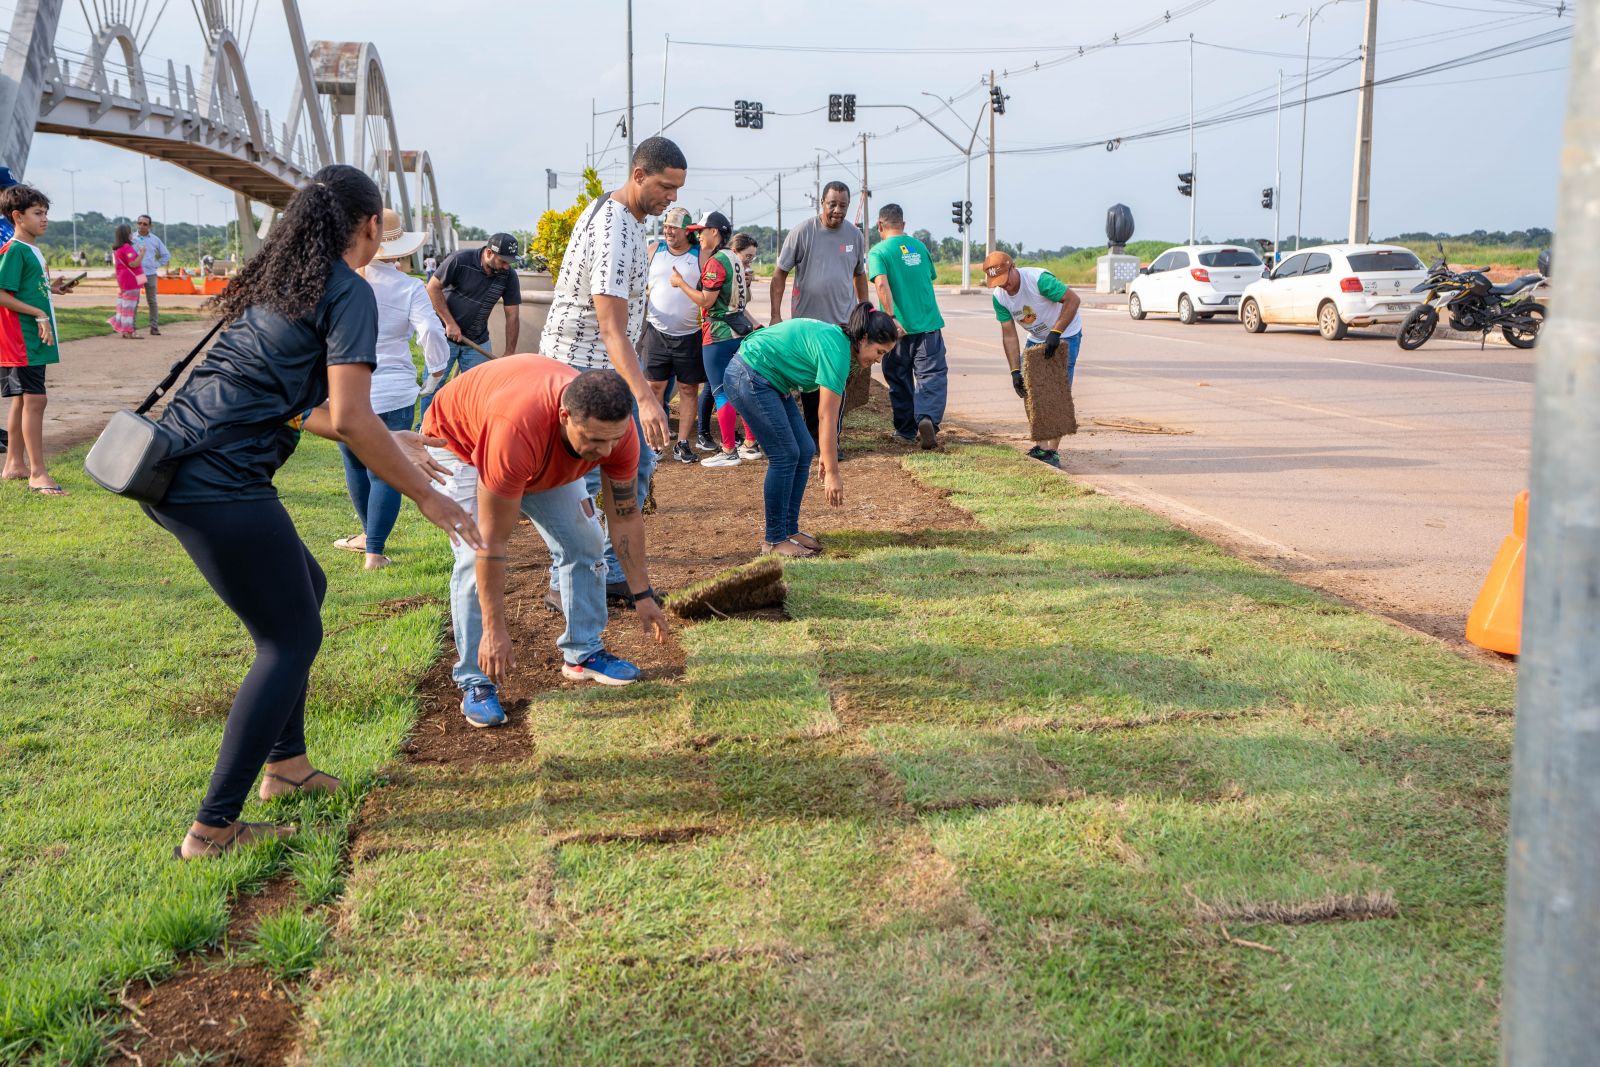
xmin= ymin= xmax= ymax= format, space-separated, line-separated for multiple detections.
xmin=1397 ymin=305 xmax=1438 ymax=351
xmin=1501 ymin=302 xmax=1545 ymax=350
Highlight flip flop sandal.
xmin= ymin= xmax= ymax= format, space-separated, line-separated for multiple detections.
xmin=333 ymin=535 xmax=365 ymax=552
xmin=258 ymin=767 xmax=341 ymax=802
xmin=792 ymin=532 xmax=822 ymax=551
xmin=28 ymin=484 xmax=67 ymax=496
xmin=172 ymin=820 xmax=294 ymax=861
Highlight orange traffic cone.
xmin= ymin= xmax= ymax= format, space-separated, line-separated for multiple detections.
xmin=1466 ymin=491 xmax=1527 ymax=655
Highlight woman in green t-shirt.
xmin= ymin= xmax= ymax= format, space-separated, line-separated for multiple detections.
xmin=723 ymin=303 xmax=899 ymax=557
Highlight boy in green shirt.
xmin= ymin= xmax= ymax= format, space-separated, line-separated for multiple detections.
xmin=867 ymin=204 xmax=946 ymax=450
xmin=0 ymin=184 xmax=64 ymax=494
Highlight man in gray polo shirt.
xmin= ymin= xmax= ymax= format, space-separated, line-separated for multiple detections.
xmin=770 ymin=180 xmax=869 ymax=445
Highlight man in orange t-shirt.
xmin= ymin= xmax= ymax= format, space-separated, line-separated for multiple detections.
xmin=423 ymin=354 xmax=669 ymax=726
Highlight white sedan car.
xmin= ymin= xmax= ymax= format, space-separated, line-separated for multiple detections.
xmin=1238 ymin=244 xmax=1428 ymax=340
xmin=1126 ymin=245 xmax=1264 ymax=324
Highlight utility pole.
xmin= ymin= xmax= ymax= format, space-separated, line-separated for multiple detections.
xmin=141 ymin=155 xmax=150 ymax=216
xmin=1347 ymin=0 xmax=1379 ymax=243
xmin=1501 ymin=4 xmax=1600 ymax=1060
xmin=1273 ymin=71 xmax=1283 ymax=265
xmin=589 ymin=97 xmax=596 ymax=172
xmin=860 ymin=132 xmax=870 ymax=242
xmin=986 ymin=69 xmax=997 ymax=256
xmin=625 ymin=0 xmax=635 ymax=165
xmin=727 ymin=195 xmax=733 ymax=225
xmin=1188 ymin=35 xmax=1197 ymax=245
xmin=814 ymin=156 xmax=821 ymax=209
xmin=776 ymin=172 xmax=783 ymax=250
xmin=62 ymin=168 xmax=80 ymax=257
xmin=659 ymin=34 xmax=669 ymax=136
xmin=1295 ymin=4 xmax=1314 ymax=251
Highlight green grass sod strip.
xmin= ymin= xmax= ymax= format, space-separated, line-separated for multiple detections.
xmin=0 ymin=437 xmax=450 ymax=1062
xmin=775 ymin=444 xmax=1512 ymax=1064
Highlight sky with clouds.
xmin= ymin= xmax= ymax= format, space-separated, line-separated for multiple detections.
xmin=19 ymin=0 xmax=1576 ymax=249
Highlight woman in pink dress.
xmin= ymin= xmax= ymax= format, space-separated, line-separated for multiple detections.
xmin=108 ymin=223 xmax=145 ymax=339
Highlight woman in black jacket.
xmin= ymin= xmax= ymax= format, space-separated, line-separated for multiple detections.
xmin=149 ymin=165 xmax=483 ymax=860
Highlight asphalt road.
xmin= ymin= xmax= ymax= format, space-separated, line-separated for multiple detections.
xmin=926 ymin=290 xmax=1533 ymax=644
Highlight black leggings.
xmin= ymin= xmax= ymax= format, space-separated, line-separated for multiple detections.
xmin=146 ymin=497 xmax=327 ymax=827
xmin=801 ymin=389 xmax=821 ymax=448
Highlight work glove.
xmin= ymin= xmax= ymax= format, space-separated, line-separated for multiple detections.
xmin=1043 ymin=329 xmax=1062 ymax=359
xmin=1011 ymin=369 xmax=1027 ymax=399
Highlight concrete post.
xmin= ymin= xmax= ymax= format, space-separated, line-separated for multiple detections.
xmin=1347 ymin=0 xmax=1379 ymax=244
xmin=0 ymin=0 xmax=65 ymax=176
xmin=1501 ymin=3 xmax=1600 ymax=1061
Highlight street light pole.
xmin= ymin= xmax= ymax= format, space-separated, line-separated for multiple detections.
xmin=155 ymin=185 xmax=171 ymax=247
xmin=113 ymin=178 xmax=130 ymax=223
xmin=191 ymin=192 xmax=203 ymax=263
xmin=1296 ymin=5 xmax=1313 ymax=251
xmin=1501 ymin=4 xmax=1600 ymax=1059
xmin=986 ymin=69 xmax=997 ymax=256
xmin=1274 ymin=71 xmax=1283 ymax=264
xmin=1188 ymin=34 xmax=1197 ymax=245
xmin=62 ymin=168 xmax=80 ymax=257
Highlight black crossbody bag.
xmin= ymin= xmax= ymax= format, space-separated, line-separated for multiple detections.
xmin=83 ymin=319 xmax=286 ymax=505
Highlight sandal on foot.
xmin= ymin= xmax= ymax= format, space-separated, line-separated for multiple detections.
xmin=333 ymin=535 xmax=366 ymax=553
xmin=763 ymin=538 xmax=818 ymax=558
xmin=173 ymin=821 xmax=295 ymax=860
xmin=791 ymin=532 xmax=822 ymax=551
xmin=258 ymin=767 xmax=341 ymax=802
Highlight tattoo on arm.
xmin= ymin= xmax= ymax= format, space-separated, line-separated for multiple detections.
xmin=609 ymin=478 xmax=638 ymax=516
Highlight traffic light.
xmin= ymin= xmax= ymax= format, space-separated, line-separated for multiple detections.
xmin=952 ymin=200 xmax=964 ymax=230
xmin=1178 ymin=171 xmax=1194 ymax=197
xmin=828 ymin=94 xmax=842 ymax=122
xmin=964 ymin=201 xmax=973 ymax=227
xmin=842 ymin=93 xmax=856 ymax=121
xmin=734 ymin=100 xmax=748 ymax=128
xmin=748 ymin=101 xmax=763 ymax=130
xmin=990 ymin=84 xmax=1005 ymax=115
xmin=1261 ymin=186 xmax=1274 ymax=209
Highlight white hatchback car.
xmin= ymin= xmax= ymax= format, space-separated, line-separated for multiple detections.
xmin=1238 ymin=244 xmax=1428 ymax=340
xmin=1127 ymin=245 xmax=1264 ymax=324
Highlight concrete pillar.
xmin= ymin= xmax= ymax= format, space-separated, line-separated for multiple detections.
xmin=0 ymin=0 xmax=65 ymax=176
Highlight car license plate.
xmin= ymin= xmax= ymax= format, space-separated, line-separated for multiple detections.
xmin=1385 ymin=303 xmax=1411 ymax=312
xmin=1225 ymin=295 xmax=1239 ymax=305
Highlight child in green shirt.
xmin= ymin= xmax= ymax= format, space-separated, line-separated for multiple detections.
xmin=0 ymin=184 xmax=64 ymax=495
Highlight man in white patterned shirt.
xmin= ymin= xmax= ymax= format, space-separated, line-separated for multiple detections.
xmin=541 ymin=135 xmax=687 ymax=603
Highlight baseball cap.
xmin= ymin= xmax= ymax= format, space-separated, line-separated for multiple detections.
xmin=662 ymin=206 xmax=693 ymax=228
xmin=982 ymin=251 xmax=1015 ymax=288
xmin=686 ymin=210 xmax=732 ymax=238
xmin=0 ymin=167 xmax=16 ymax=190
xmin=485 ymin=232 xmax=521 ymax=262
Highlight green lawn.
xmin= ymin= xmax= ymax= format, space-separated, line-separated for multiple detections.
xmin=0 ymin=437 xmax=451 ymax=1064
xmin=52 ymin=306 xmax=201 ymax=344
xmin=0 ymin=428 xmax=1515 ymax=1064
xmin=300 ymin=445 xmax=1513 ymax=1064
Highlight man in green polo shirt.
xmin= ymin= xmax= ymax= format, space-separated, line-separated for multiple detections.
xmin=867 ymin=204 xmax=946 ymax=449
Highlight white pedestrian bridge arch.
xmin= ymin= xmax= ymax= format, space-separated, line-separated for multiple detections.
xmin=0 ymin=0 xmax=456 ymax=256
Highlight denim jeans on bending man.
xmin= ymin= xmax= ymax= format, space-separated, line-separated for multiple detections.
xmin=429 ymin=446 xmax=610 ymax=693
xmin=417 ymin=337 xmax=492 ymax=427
xmin=547 ymin=384 xmax=658 ymax=594
xmin=880 ymin=329 xmax=948 ymax=439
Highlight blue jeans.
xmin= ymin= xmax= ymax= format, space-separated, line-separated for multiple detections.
xmin=337 ymin=403 xmax=414 ymax=555
xmin=548 ymin=389 xmax=658 ymax=589
xmin=417 ymin=337 xmax=491 ymax=426
xmin=880 ymin=329 xmax=949 ymax=438
xmin=430 ymin=447 xmax=610 ymax=689
xmin=702 ymin=337 xmax=742 ymax=410
xmin=724 ymin=357 xmax=815 ymax=544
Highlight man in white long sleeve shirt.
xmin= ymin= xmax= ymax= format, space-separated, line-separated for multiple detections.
xmin=134 ymin=215 xmax=170 ymax=335
xmin=331 ymin=210 xmax=450 ymax=570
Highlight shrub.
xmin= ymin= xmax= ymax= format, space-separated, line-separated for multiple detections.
xmin=532 ymin=167 xmax=604 ymax=283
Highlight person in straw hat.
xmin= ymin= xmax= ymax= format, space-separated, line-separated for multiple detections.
xmin=982 ymin=250 xmax=1083 ymax=469
xmin=331 ymin=207 xmax=450 ymax=569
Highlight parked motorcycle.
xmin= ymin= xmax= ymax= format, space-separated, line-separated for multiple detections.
xmin=1396 ymin=242 xmax=1546 ymax=351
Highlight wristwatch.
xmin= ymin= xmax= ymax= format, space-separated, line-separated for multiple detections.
xmin=630 ymin=586 xmax=658 ymax=606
